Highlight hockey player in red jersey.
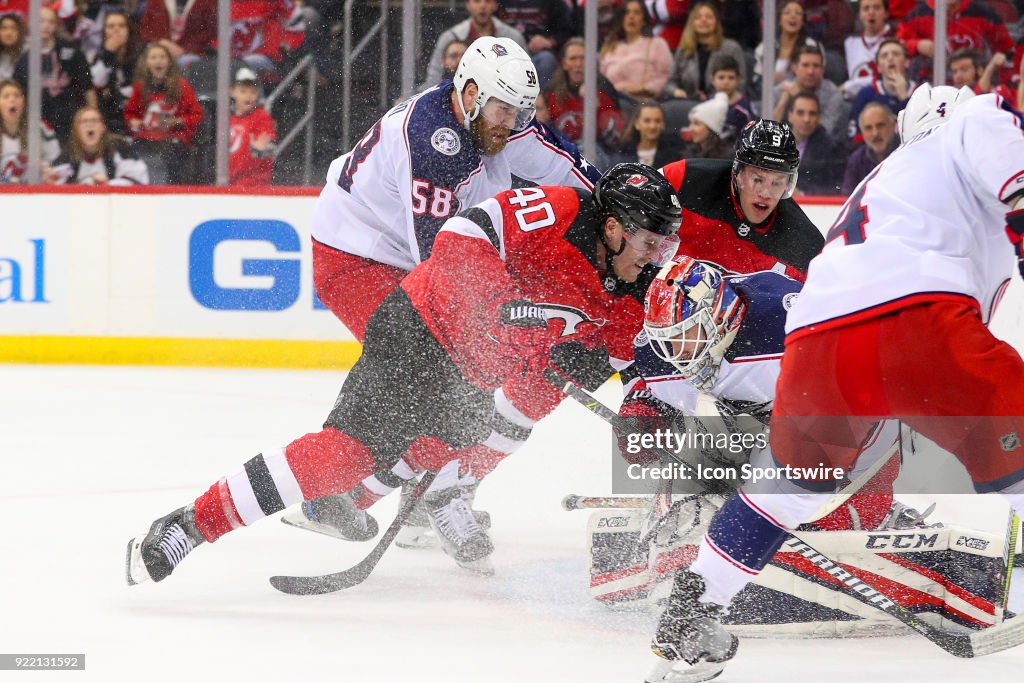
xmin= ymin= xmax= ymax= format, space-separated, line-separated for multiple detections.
xmin=288 ymin=35 xmax=602 ymax=549
xmin=641 ymin=85 xmax=1024 ymax=682
xmin=125 ymin=163 xmax=683 ymax=583
xmin=660 ymin=119 xmax=824 ymax=282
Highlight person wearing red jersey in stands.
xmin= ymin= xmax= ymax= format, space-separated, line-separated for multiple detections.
xmin=229 ymin=67 xmax=276 ymax=186
xmin=124 ymin=42 xmax=203 ymax=184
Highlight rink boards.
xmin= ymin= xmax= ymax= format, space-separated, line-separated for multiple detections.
xmin=1 ymin=188 xmax=1022 ymax=367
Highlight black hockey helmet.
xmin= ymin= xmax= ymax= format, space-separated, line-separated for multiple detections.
xmin=733 ymin=119 xmax=800 ymax=198
xmin=592 ymin=163 xmax=682 ymax=238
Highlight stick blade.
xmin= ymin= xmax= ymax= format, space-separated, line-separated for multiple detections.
xmin=269 ymin=564 xmax=371 ymax=595
xmin=967 ymin=615 xmax=1024 ymax=657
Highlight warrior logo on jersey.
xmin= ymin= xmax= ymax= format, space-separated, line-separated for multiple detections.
xmin=782 ymin=292 xmax=799 ymax=310
xmin=626 ymin=174 xmax=649 ymax=188
xmin=492 ymin=44 xmax=508 ymax=57
xmin=431 ymin=127 xmax=461 ymax=156
xmin=539 ymin=303 xmax=607 ymax=337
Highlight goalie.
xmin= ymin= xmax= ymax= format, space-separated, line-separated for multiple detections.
xmin=590 ymin=258 xmax=1015 ymax=680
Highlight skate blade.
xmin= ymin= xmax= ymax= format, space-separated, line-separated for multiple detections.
xmin=645 ymin=657 xmax=726 ymax=683
xmin=456 ymin=556 xmax=495 ymax=576
xmin=280 ymin=511 xmax=375 ymax=543
xmin=395 ymin=525 xmax=439 ymax=550
xmin=125 ymin=537 xmax=151 ymax=586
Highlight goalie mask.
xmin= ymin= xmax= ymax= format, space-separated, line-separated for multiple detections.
xmin=643 ymin=257 xmax=746 ymax=390
xmin=454 ymin=36 xmax=539 ymax=132
xmin=897 ymin=83 xmax=975 ymax=142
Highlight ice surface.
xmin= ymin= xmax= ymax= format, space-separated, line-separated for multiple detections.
xmin=1 ymin=364 xmax=1022 ymax=682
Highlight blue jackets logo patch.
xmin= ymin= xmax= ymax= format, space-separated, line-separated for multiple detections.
xmin=431 ymin=127 xmax=461 ymax=156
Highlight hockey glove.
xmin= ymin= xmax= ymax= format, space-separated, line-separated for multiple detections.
xmin=492 ymin=299 xmax=551 ymax=376
xmin=548 ymin=340 xmax=614 ymax=392
xmin=1007 ymin=209 xmax=1024 ymax=279
xmin=616 ymin=386 xmax=673 ymax=466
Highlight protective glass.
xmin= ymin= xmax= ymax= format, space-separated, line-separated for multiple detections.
xmin=623 ymin=226 xmax=681 ymax=267
xmin=736 ymin=163 xmax=798 ymax=200
xmin=480 ymin=96 xmax=536 ymax=132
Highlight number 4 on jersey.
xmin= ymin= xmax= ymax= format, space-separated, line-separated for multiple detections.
xmin=826 ymin=165 xmax=881 ymax=245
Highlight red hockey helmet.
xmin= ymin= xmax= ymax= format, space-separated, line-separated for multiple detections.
xmin=643 ymin=257 xmax=746 ymax=389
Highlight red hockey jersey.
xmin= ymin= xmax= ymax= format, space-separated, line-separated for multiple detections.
xmin=230 ymin=106 xmax=276 ymax=185
xmin=402 ymin=185 xmax=652 ymax=391
xmin=124 ymin=78 xmax=203 ymax=145
xmin=660 ymin=158 xmax=823 ymax=280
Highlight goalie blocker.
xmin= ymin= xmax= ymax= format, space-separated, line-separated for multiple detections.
xmin=586 ymin=497 xmax=1018 ymax=637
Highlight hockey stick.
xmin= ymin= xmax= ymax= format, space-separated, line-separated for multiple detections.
xmin=269 ymin=472 xmax=437 ymax=595
xmin=546 ymin=371 xmax=733 ymax=495
xmin=550 ymin=374 xmax=1024 ymax=658
xmin=562 ymin=494 xmax=653 ymax=510
xmin=562 ymin=438 xmax=902 ymax=516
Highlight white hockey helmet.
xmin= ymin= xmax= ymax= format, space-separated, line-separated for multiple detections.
xmin=897 ymin=84 xmax=975 ymax=142
xmin=453 ymin=36 xmax=539 ymax=132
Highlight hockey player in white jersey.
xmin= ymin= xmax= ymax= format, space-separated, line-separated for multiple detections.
xmin=285 ymin=36 xmax=601 ymax=559
xmin=640 ymin=86 xmax=1024 ymax=682
xmin=618 ymin=258 xmax=924 ymax=682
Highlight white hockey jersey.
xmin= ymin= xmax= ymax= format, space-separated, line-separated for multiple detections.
xmin=786 ymin=93 xmax=1024 ymax=339
xmin=51 ymin=141 xmax=149 ymax=186
xmin=841 ymin=28 xmax=890 ymax=97
xmin=1 ymin=123 xmax=60 ymax=183
xmin=310 ymin=81 xmax=601 ymax=271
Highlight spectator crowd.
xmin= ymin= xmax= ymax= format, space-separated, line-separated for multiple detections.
xmin=3 ymin=0 xmax=1024 ymax=193
xmin=421 ymin=0 xmax=1024 ymax=196
xmin=0 ymin=0 xmax=298 ymax=186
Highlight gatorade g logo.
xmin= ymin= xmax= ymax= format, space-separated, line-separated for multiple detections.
xmin=189 ymin=219 xmax=302 ymax=311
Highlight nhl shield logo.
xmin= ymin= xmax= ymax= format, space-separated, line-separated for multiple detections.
xmin=626 ymin=174 xmax=648 ymax=187
xmin=1000 ymin=432 xmax=1021 ymax=452
xmin=737 ymin=223 xmax=751 ymax=236
xmin=491 ymin=43 xmax=508 ymax=57
xmin=431 ymin=127 xmax=461 ymax=156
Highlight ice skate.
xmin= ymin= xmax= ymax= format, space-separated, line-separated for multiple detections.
xmin=125 ymin=505 xmax=206 ymax=585
xmin=877 ymin=500 xmax=938 ymax=530
xmin=395 ymin=479 xmax=490 ymax=550
xmin=280 ymin=493 xmax=379 ymax=542
xmin=424 ymin=485 xmax=494 ymax=574
xmin=646 ymin=570 xmax=737 ymax=683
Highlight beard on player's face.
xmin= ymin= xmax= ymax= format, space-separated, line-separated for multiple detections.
xmin=469 ymin=114 xmax=510 ymax=156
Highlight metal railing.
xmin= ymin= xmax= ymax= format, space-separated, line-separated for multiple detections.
xmin=13 ymin=0 xmax=963 ymax=185
xmin=342 ymin=0 xmax=391 ymax=150
xmin=265 ymin=55 xmax=318 ymax=185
